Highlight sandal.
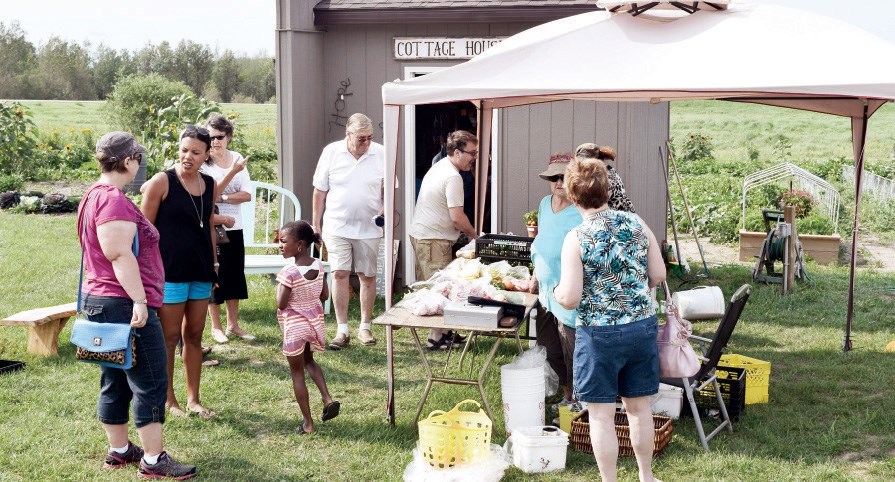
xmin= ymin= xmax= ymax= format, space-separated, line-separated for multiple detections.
xmin=186 ymin=403 xmax=216 ymax=419
xmin=322 ymin=401 xmax=341 ymax=422
xmin=202 ymin=346 xmax=213 ymax=356
xmin=426 ymin=334 xmax=456 ymax=351
xmin=446 ymin=330 xmax=467 ymax=343
xmin=202 ymin=359 xmax=220 ymax=367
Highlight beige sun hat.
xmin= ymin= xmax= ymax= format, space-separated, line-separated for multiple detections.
xmin=538 ymin=153 xmax=574 ymax=180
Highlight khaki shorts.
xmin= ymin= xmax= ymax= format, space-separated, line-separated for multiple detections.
xmin=410 ymin=236 xmax=454 ymax=281
xmin=322 ymin=235 xmax=380 ymax=277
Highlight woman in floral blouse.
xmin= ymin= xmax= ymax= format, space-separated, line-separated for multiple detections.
xmin=554 ymin=146 xmax=665 ymax=482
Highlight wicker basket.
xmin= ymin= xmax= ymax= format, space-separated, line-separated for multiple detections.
xmin=570 ymin=410 xmax=674 ymax=457
xmin=418 ymin=400 xmax=493 ymax=469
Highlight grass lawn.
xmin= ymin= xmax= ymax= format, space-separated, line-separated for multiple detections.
xmin=2 ymin=212 xmax=895 ymax=480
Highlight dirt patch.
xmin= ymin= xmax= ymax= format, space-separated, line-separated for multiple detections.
xmin=24 ymin=181 xmax=93 ymax=197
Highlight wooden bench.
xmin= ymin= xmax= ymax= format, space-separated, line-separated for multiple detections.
xmin=1 ymin=302 xmax=77 ymax=356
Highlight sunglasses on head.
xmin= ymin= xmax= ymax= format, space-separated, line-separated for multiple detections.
xmin=130 ymin=152 xmax=143 ymax=165
xmin=182 ymin=125 xmax=210 ymax=137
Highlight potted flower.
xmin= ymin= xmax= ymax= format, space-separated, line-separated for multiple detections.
xmin=523 ymin=210 xmax=538 ymax=237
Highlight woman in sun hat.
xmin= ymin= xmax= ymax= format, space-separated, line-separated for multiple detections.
xmin=79 ymin=131 xmax=197 ymax=478
xmin=529 ymin=152 xmax=582 ymax=406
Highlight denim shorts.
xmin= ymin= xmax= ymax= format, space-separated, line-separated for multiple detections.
xmin=163 ymin=281 xmax=213 ymax=304
xmin=81 ymin=294 xmax=168 ymax=428
xmin=573 ymin=315 xmax=660 ymax=403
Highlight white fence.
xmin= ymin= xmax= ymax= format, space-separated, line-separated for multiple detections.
xmin=841 ymin=166 xmax=895 ymax=200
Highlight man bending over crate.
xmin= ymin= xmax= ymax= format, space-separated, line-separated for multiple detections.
xmin=410 ymin=130 xmax=480 ymax=350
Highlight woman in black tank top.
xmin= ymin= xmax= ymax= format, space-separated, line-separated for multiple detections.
xmin=141 ymin=125 xmax=218 ymax=418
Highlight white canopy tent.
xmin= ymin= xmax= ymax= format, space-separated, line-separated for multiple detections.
xmin=379 ymin=2 xmax=895 ymax=422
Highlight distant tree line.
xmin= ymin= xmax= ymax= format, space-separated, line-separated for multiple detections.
xmin=0 ymin=21 xmax=275 ymax=103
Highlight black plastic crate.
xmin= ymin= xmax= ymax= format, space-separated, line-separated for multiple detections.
xmin=475 ymin=234 xmax=534 ymax=264
xmin=684 ymin=366 xmax=746 ymax=420
xmin=0 ymin=359 xmax=26 ymax=376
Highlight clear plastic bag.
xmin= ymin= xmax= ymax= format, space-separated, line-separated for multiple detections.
xmin=505 ymin=345 xmax=559 ymax=397
xmin=403 ymin=444 xmax=510 ymax=482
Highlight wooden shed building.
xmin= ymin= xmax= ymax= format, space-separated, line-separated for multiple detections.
xmin=275 ymin=0 xmax=669 ymax=285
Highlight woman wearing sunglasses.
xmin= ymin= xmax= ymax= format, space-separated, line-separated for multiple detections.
xmin=141 ymin=125 xmax=235 ymax=419
xmin=79 ymin=131 xmax=197 ymax=478
xmin=201 ymin=114 xmax=252 ymax=345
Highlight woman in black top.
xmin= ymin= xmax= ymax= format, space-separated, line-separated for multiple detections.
xmin=141 ymin=125 xmax=220 ymax=418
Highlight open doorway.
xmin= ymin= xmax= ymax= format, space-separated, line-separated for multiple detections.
xmin=413 ymin=101 xmax=490 ymax=231
xmin=402 ymin=68 xmax=495 ymax=283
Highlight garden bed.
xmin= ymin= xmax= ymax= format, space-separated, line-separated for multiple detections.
xmin=738 ymin=230 xmax=840 ymax=265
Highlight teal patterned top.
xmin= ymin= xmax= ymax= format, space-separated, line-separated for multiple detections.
xmin=574 ymin=210 xmax=654 ymax=327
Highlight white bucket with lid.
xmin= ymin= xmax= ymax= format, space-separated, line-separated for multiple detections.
xmin=504 ymin=426 xmax=569 ymax=473
xmin=672 ymin=286 xmax=725 ymax=320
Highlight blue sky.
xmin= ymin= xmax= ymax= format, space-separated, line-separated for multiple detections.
xmin=2 ymin=0 xmax=893 ymax=55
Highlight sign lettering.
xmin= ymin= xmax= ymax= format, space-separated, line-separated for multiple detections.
xmin=394 ymin=37 xmax=504 ymax=60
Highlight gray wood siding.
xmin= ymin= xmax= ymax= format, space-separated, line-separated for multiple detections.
xmin=499 ymin=101 xmax=668 ymax=237
xmin=280 ymin=17 xmax=669 ymax=283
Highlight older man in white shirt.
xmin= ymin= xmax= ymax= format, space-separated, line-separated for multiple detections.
xmin=312 ymin=113 xmax=384 ymax=349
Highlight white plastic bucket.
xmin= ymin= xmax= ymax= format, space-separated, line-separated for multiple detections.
xmin=501 ymin=365 xmax=546 ymax=434
xmin=649 ymin=383 xmax=683 ymax=419
xmin=672 ymin=286 xmax=725 ymax=320
xmin=505 ymin=426 xmax=569 ymax=474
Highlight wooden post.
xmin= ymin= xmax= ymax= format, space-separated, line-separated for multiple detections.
xmin=784 ymin=206 xmax=796 ymax=294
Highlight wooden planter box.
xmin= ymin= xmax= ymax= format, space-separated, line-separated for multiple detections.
xmin=739 ymin=230 xmax=840 ymax=265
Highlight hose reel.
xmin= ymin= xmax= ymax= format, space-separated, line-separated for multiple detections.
xmin=752 ymin=209 xmax=807 ymax=288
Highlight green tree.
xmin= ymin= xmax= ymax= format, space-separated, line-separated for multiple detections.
xmin=171 ymin=40 xmax=214 ymax=96
xmin=237 ymin=56 xmax=275 ymax=103
xmin=0 ymin=21 xmax=38 ymax=99
xmin=91 ymin=44 xmax=135 ymax=100
xmin=106 ymin=73 xmax=192 ymax=133
xmin=213 ymin=50 xmax=241 ymax=102
xmin=134 ymin=41 xmax=177 ymax=78
xmin=35 ymin=37 xmax=94 ymax=100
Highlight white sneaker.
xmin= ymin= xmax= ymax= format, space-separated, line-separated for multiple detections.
xmin=211 ymin=329 xmax=229 ymax=344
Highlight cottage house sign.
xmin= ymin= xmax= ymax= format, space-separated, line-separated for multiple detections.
xmin=394 ymin=37 xmax=505 ymax=60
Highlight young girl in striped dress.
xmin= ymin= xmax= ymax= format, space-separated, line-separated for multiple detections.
xmin=276 ymin=221 xmax=340 ymax=434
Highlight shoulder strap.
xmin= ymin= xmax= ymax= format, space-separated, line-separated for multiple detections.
xmin=77 ymin=187 xmax=139 ymax=313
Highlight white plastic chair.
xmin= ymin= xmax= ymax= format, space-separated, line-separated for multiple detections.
xmin=241 ymin=181 xmax=331 ymax=314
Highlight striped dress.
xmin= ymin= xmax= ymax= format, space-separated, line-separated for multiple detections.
xmin=276 ymin=260 xmax=327 ymax=356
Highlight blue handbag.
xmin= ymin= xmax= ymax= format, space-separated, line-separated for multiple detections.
xmin=69 ymin=191 xmax=138 ymax=369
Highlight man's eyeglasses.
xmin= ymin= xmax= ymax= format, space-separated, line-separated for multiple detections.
xmin=130 ymin=152 xmax=143 ymax=165
xmin=210 ymin=135 xmax=227 ymax=141
xmin=460 ymin=149 xmax=479 ymax=157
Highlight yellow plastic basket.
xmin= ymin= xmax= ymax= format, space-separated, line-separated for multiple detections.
xmin=418 ymin=399 xmax=493 ymax=469
xmin=719 ymin=354 xmax=771 ymax=404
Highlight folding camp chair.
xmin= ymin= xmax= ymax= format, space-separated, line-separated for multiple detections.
xmin=661 ymin=283 xmax=752 ymax=451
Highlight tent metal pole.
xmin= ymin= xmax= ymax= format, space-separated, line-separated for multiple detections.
xmin=844 ymin=104 xmax=869 ymax=353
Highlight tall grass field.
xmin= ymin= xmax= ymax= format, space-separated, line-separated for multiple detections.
xmin=17 ymin=99 xmax=895 ymax=166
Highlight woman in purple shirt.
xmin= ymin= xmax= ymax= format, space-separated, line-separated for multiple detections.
xmin=78 ymin=132 xmax=196 ymax=478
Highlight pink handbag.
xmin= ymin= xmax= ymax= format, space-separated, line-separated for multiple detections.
xmin=658 ymin=282 xmax=701 ymax=378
